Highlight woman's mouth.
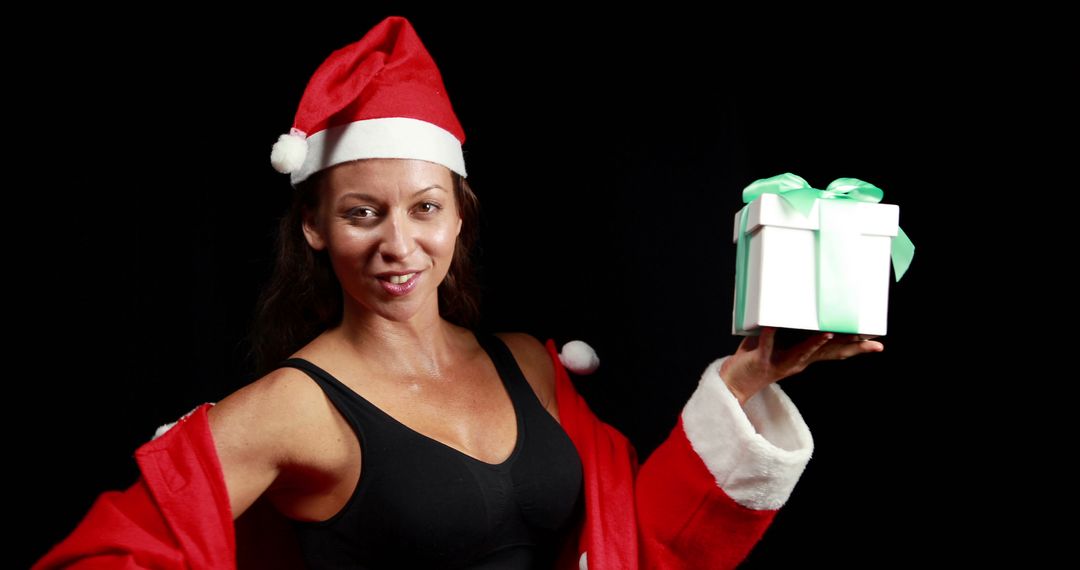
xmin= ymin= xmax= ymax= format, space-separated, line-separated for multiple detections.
xmin=377 ymin=272 xmax=421 ymax=296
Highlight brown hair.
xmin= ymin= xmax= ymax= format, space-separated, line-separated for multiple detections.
xmin=245 ymin=165 xmax=482 ymax=377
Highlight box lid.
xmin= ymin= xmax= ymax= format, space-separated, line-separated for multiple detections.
xmin=733 ymin=192 xmax=899 ymax=242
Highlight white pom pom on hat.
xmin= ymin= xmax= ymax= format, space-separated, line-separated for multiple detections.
xmin=270 ymin=16 xmax=468 ymax=187
xmin=559 ymin=340 xmax=600 ymax=375
xmin=270 ymin=128 xmax=308 ymax=174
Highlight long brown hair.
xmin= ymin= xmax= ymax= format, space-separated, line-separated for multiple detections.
xmin=245 ymin=164 xmax=482 ymax=377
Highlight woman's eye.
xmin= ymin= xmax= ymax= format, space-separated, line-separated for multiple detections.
xmin=417 ymin=202 xmax=440 ymax=214
xmin=348 ymin=207 xmax=376 ymax=218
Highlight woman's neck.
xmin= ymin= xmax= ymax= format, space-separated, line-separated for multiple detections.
xmin=329 ymin=300 xmax=469 ymax=379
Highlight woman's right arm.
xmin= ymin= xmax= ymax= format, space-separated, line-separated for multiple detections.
xmin=33 ymin=369 xmax=317 ymax=569
xmin=207 ymin=368 xmax=314 ymax=520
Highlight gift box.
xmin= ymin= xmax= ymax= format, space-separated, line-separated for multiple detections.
xmin=731 ymin=173 xmax=914 ymax=336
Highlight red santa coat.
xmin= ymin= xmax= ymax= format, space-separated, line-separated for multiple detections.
xmin=34 ymin=339 xmax=813 ymax=569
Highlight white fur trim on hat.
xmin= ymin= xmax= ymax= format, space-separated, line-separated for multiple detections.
xmin=559 ymin=340 xmax=599 ymax=375
xmin=681 ymin=356 xmax=813 ymax=510
xmin=291 ymin=117 xmax=466 ymax=186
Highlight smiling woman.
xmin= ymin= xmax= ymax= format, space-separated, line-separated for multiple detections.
xmin=33 ymin=14 xmax=886 ymax=570
xmin=249 ymin=157 xmax=482 ymax=379
xmin=305 ymin=161 xmax=460 ymax=321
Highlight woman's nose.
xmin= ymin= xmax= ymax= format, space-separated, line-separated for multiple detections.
xmin=377 ymin=209 xmax=414 ymax=259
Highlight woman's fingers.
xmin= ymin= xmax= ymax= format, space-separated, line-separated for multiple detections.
xmin=751 ymin=328 xmax=883 ymax=366
xmin=793 ymin=332 xmax=833 ymax=363
xmin=733 ymin=329 xmax=885 ymax=388
xmin=816 ymin=339 xmax=885 ymax=361
xmin=760 ymin=326 xmax=777 ymax=353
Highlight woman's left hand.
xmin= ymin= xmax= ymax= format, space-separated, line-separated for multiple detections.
xmin=719 ymin=326 xmax=884 ymax=405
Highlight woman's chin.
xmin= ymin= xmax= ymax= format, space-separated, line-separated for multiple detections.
xmin=357 ymin=294 xmax=436 ymax=322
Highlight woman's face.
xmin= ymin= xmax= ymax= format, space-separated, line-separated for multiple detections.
xmin=302 ymin=158 xmax=462 ymax=323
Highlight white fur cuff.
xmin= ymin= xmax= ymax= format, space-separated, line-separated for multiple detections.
xmin=680 ymin=356 xmax=814 ymax=510
xmin=152 ymin=402 xmax=216 ymax=441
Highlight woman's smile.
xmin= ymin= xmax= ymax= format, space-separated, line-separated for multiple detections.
xmin=377 ymin=270 xmax=423 ymax=296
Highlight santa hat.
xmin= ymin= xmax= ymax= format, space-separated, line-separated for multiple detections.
xmin=271 ymin=16 xmax=467 ymax=186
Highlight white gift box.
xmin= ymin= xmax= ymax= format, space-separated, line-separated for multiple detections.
xmin=731 ymin=192 xmax=900 ymax=336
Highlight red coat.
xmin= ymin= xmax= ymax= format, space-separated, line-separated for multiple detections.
xmin=34 ymin=339 xmax=813 ymax=569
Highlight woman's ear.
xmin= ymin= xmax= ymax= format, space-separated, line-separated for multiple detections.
xmin=301 ymin=208 xmax=327 ymax=251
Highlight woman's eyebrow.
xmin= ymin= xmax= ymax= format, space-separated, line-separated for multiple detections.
xmin=338 ymin=185 xmax=445 ymax=203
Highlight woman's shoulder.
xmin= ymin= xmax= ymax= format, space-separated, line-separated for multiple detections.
xmin=492 ymin=331 xmax=551 ymax=362
xmin=212 ymin=364 xmax=329 ymax=424
xmin=493 ymin=332 xmax=559 ymax=420
xmin=207 ymin=363 xmax=340 ymax=469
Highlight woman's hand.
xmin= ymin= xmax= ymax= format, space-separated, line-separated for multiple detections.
xmin=719 ymin=326 xmax=884 ymax=405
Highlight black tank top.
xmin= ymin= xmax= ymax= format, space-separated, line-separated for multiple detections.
xmin=275 ymin=331 xmax=584 ymax=569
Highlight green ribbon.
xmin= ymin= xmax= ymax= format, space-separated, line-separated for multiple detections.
xmin=734 ymin=173 xmax=915 ymax=334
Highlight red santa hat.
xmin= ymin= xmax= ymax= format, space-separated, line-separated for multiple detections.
xmin=270 ymin=15 xmax=467 ymax=185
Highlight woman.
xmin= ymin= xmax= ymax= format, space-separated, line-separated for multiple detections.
xmin=34 ymin=16 xmax=884 ymax=570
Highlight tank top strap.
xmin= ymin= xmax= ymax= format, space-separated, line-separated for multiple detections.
xmin=275 ymin=357 xmax=371 ymax=431
xmin=472 ymin=331 xmax=536 ymax=404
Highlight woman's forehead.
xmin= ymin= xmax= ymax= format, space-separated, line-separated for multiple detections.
xmin=323 ymin=159 xmax=453 ymax=198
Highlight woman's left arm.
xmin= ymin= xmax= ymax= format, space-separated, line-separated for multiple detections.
xmin=633 ymin=326 xmax=883 ymax=569
xmin=544 ymin=329 xmax=881 ymax=569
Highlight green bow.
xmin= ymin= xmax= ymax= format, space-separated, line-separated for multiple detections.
xmin=734 ymin=173 xmax=915 ymax=334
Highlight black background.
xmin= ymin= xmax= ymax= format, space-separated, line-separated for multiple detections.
xmin=18 ymin=6 xmax=1043 ymax=568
